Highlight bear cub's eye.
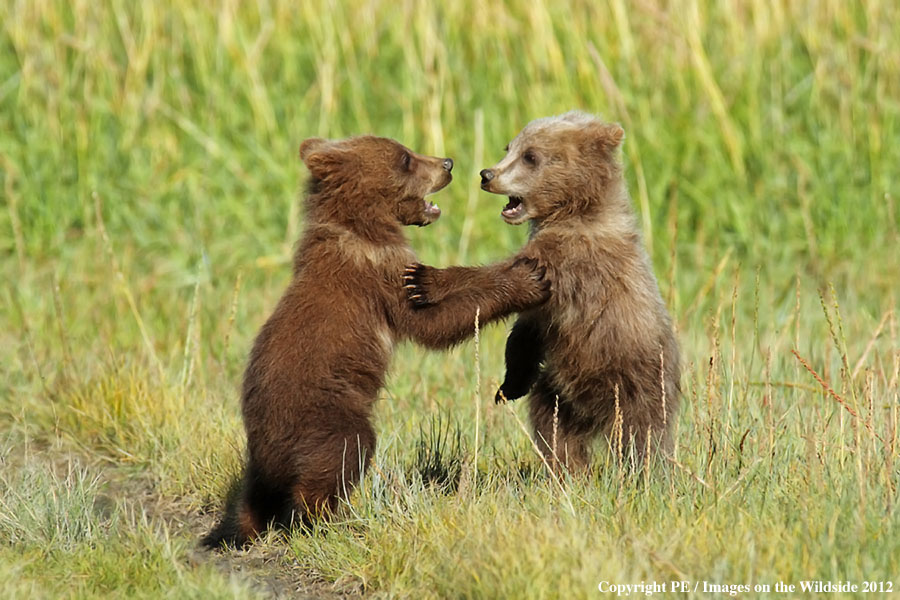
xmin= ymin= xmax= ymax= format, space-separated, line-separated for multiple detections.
xmin=522 ymin=149 xmax=539 ymax=166
xmin=401 ymin=152 xmax=412 ymax=171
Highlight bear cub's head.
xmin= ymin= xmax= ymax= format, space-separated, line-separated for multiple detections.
xmin=479 ymin=111 xmax=625 ymax=226
xmin=300 ymin=136 xmax=453 ymax=228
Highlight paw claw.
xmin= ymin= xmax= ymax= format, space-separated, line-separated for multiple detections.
xmin=409 ymin=295 xmax=431 ymax=309
xmin=403 ymin=263 xmax=438 ymax=308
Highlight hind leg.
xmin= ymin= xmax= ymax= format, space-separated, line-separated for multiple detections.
xmin=616 ymin=402 xmax=672 ymax=469
xmin=234 ymin=465 xmax=292 ymax=545
xmin=290 ymin=406 xmax=376 ymax=523
xmin=201 ymin=463 xmax=291 ymax=549
xmin=527 ymin=379 xmax=595 ymax=473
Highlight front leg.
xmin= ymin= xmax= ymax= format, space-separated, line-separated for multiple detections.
xmin=404 ymin=257 xmax=547 ymax=308
xmin=495 ymin=314 xmax=545 ymax=404
xmin=396 ymin=257 xmax=550 ymax=349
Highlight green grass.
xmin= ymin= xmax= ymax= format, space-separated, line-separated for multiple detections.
xmin=0 ymin=440 xmax=257 ymax=598
xmin=1 ymin=0 xmax=898 ymax=597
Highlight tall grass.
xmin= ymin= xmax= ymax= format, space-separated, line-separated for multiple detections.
xmin=1 ymin=0 xmax=898 ymax=597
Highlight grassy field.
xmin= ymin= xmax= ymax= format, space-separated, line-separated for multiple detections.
xmin=2 ymin=0 xmax=899 ymax=597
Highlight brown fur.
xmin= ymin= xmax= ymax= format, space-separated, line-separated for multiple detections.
xmin=407 ymin=112 xmax=680 ymax=471
xmin=203 ymin=135 xmax=549 ymax=548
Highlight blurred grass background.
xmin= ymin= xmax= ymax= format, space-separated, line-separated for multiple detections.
xmin=1 ymin=0 xmax=898 ymax=597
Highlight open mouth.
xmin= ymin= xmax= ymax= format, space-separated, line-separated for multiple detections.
xmin=415 ymin=172 xmax=451 ymax=225
xmin=424 ymin=199 xmax=441 ymax=220
xmin=501 ymin=196 xmax=524 ymax=221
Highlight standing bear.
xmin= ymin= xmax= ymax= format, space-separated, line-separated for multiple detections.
xmin=406 ymin=111 xmax=680 ymax=470
xmin=204 ymin=135 xmax=550 ymax=547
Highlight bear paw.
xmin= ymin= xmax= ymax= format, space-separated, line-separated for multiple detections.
xmin=403 ymin=263 xmax=437 ymax=309
xmin=509 ymin=256 xmax=552 ymax=304
xmin=495 ymin=381 xmax=530 ymax=404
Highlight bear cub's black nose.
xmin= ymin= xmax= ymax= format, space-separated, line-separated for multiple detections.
xmin=443 ymin=158 xmax=453 ymax=172
xmin=480 ymin=169 xmax=494 ymax=185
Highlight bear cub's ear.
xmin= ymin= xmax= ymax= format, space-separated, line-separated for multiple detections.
xmin=299 ymin=137 xmax=328 ymax=161
xmin=583 ymin=122 xmax=625 ymax=155
xmin=299 ymin=138 xmax=352 ymax=180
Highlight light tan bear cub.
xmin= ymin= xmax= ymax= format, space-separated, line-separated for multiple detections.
xmin=407 ymin=111 xmax=680 ymax=470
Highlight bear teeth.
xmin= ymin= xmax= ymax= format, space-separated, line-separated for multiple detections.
xmin=503 ymin=197 xmax=523 ymax=214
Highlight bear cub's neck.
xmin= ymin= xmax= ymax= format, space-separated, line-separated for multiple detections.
xmin=293 ymin=190 xmax=414 ymax=273
xmin=530 ymin=178 xmax=638 ymax=244
xmin=307 ymin=186 xmax=411 ymax=241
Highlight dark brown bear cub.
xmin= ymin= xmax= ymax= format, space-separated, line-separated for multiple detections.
xmin=407 ymin=112 xmax=680 ymax=471
xmin=203 ymin=136 xmax=549 ymax=547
